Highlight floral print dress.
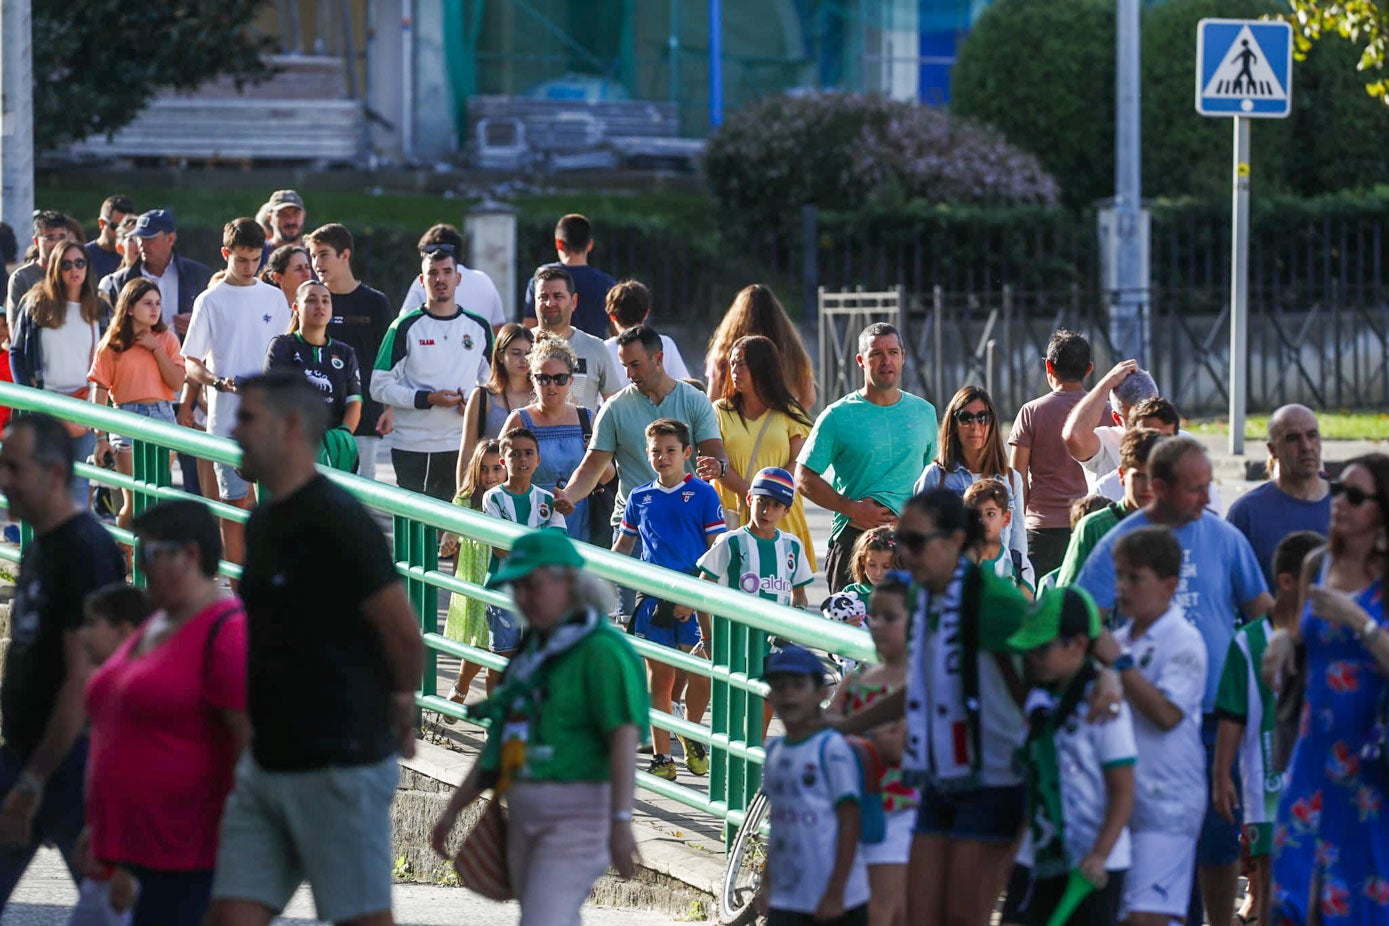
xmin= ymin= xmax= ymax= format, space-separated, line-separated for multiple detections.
xmin=1273 ymin=579 xmax=1389 ymax=926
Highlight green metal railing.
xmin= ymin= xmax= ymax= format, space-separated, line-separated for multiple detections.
xmin=0 ymin=383 xmax=876 ymax=839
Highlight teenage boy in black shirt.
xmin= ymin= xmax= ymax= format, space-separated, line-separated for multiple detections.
xmin=307 ymin=223 xmax=393 ymax=481
xmin=0 ymin=415 xmax=123 ymax=905
xmin=208 ymin=371 xmax=422 ymax=926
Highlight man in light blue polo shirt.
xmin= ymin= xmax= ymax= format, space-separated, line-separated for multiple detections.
xmin=796 ymin=322 xmax=937 ymax=591
xmin=556 ymin=324 xmax=726 ymax=522
xmin=1074 ymin=434 xmax=1272 ymax=926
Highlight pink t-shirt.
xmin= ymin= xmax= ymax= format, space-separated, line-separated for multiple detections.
xmin=85 ymin=598 xmax=247 ymax=871
xmin=1007 ymin=388 xmax=1092 ymax=530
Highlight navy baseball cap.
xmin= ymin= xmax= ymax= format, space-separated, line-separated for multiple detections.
xmin=761 ymin=644 xmax=829 ymax=682
xmin=133 ymin=209 xmax=175 ymax=237
xmin=750 ymin=467 xmax=796 ymax=507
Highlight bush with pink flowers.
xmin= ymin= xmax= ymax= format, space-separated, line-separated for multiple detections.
xmin=703 ymin=91 xmax=1059 ymax=233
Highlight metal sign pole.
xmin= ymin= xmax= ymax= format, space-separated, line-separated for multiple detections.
xmin=1228 ymin=115 xmax=1250 ymax=455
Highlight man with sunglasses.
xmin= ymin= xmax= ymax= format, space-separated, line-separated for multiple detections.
xmin=0 ymin=415 xmax=124 ymax=903
xmin=1225 ymin=404 xmax=1331 ymax=589
xmin=5 ymin=211 xmax=74 ymax=331
xmin=396 ymin=225 xmax=505 ymax=335
xmin=371 ymin=244 xmax=494 ymax=501
xmin=532 ymin=266 xmax=620 ymax=410
xmin=797 ymin=322 xmax=937 ymax=592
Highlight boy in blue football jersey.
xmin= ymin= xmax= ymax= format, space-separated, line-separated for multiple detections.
xmin=614 ymin=417 xmax=726 ymax=780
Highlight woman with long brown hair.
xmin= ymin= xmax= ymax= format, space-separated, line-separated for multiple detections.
xmin=712 ymin=334 xmax=817 ymax=569
xmin=89 ymin=278 xmax=185 ymax=531
xmin=705 ymin=284 xmax=816 ymax=410
xmin=11 ymin=242 xmax=111 ymax=505
xmin=915 ymin=385 xmax=1028 ymax=582
xmin=1263 ymin=453 xmax=1389 ymax=926
xmin=457 ymin=323 xmax=533 ymax=476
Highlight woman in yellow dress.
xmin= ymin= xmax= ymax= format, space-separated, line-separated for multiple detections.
xmin=712 ymin=334 xmax=818 ymax=570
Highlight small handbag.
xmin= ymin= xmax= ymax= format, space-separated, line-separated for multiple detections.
xmin=453 ymin=795 xmax=513 ymax=900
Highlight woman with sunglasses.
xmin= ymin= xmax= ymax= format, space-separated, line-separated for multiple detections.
xmin=500 ymin=332 xmax=614 ymax=544
xmin=915 ymin=385 xmax=1028 ymax=574
xmin=457 ymin=322 xmax=533 ymax=479
xmin=11 ymin=242 xmax=112 ymax=507
xmin=1262 ymin=455 xmax=1389 ymax=926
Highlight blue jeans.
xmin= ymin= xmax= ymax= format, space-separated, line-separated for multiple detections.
xmin=0 ymin=738 xmax=88 ymax=910
xmin=110 ymin=400 xmax=175 ymax=452
xmin=70 ymin=429 xmax=97 ymax=511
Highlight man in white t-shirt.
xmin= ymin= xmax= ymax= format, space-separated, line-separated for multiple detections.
xmin=1061 ymin=359 xmax=1159 ymax=491
xmin=179 ymin=218 xmax=292 ymax=569
xmin=532 ymin=266 xmax=620 ymax=411
xmin=397 ymin=224 xmax=504 ymax=333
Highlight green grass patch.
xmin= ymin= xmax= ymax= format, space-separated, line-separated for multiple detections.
xmin=36 ymin=181 xmax=474 ymax=233
xmin=1186 ymin=411 xmax=1389 ymax=441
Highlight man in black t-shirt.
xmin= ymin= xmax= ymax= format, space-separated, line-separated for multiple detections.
xmin=0 ymin=415 xmax=123 ymax=905
xmin=307 ymin=223 xmax=394 ymax=481
xmin=208 ymin=371 xmax=423 ymax=926
xmin=522 ymin=213 xmax=616 ymax=337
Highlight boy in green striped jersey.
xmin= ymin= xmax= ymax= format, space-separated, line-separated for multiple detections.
xmin=697 ymin=466 xmax=814 ymax=609
xmin=1212 ymin=529 xmax=1324 ymax=926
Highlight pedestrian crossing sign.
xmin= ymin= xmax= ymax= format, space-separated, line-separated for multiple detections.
xmin=1196 ymin=19 xmax=1293 ymax=118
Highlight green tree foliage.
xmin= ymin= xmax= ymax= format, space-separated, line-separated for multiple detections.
xmin=1285 ymin=0 xmax=1389 ymax=103
xmin=953 ymin=0 xmax=1389 ymax=204
xmin=33 ymin=0 xmax=274 ymax=152
xmin=950 ymin=0 xmax=1116 ymax=207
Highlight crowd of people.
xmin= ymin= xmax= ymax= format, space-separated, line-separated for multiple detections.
xmin=0 ymin=192 xmax=1380 ymax=926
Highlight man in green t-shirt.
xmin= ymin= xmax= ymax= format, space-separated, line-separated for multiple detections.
xmin=1055 ymin=428 xmax=1168 ymax=587
xmin=796 ymin=323 xmax=937 ymax=592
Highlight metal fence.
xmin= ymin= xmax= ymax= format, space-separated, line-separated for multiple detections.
xmin=0 ymin=384 xmax=876 ymax=843
xmin=818 ymin=282 xmax=1389 ymax=419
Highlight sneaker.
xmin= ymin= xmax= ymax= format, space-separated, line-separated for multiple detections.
xmin=647 ymin=756 xmax=678 ymax=781
xmin=678 ymin=736 xmax=710 ymax=776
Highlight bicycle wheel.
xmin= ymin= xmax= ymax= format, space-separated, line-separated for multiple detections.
xmin=720 ymin=789 xmax=770 ymax=925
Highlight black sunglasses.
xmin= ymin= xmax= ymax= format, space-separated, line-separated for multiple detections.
xmin=954 ymin=409 xmax=993 ymax=426
xmin=533 ymin=372 xmax=573 ymax=387
xmin=1330 ymin=480 xmax=1380 ymax=507
xmin=59 ymin=258 xmax=87 ymax=271
xmin=421 ymin=243 xmax=456 ymax=257
xmin=896 ymin=528 xmax=951 ymax=552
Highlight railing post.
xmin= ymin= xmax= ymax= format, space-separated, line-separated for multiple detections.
xmin=395 ymin=515 xmax=439 ymax=702
xmin=129 ymin=438 xmax=173 ymax=585
xmin=711 ymin=612 xmax=731 ymax=838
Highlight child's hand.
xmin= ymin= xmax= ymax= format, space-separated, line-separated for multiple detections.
xmin=1078 ymin=852 xmax=1108 ymax=890
xmin=1084 ymin=668 xmax=1124 ymax=724
xmin=133 ymin=330 xmax=159 ymax=351
xmin=1213 ymin=771 xmax=1240 ymax=823
xmin=815 ymin=886 xmax=846 ymax=921
xmin=438 ymin=533 xmax=459 ymax=558
xmin=109 ymin=867 xmax=137 ymax=913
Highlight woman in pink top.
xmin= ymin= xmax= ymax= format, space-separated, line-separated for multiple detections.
xmin=84 ymin=500 xmax=248 ymax=926
xmin=89 ymin=278 xmax=185 ymax=532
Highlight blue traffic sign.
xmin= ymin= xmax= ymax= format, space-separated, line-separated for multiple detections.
xmin=1196 ymin=19 xmax=1293 ymax=118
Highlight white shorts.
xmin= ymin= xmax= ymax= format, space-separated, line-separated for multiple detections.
xmin=860 ymin=808 xmax=915 ymax=866
xmin=1123 ymin=830 xmax=1198 ymax=918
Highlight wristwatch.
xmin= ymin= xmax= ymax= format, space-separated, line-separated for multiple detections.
xmin=1113 ymin=652 xmax=1136 ymax=673
xmin=1360 ymin=617 xmax=1381 ymax=643
xmin=718 ymin=459 xmax=728 ymax=477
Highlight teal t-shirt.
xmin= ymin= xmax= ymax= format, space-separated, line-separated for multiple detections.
xmin=591 ymin=381 xmax=721 ymax=525
xmin=798 ymin=391 xmax=938 ymax=542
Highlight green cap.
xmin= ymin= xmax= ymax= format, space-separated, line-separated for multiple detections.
xmin=486 ymin=530 xmax=585 ymax=587
xmin=1007 ymin=586 xmax=1102 ymax=652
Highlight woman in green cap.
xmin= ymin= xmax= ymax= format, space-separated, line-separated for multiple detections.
xmin=429 ymin=530 xmax=648 ymax=924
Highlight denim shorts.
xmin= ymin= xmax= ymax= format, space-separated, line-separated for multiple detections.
xmin=212 ymin=754 xmax=397 ymax=923
xmin=914 ymin=781 xmax=1026 ymax=843
xmin=486 ymin=604 xmax=522 ymax=653
xmin=632 ymin=596 xmax=701 ymax=649
xmin=213 ymin=460 xmax=250 ymax=503
xmin=110 ymin=400 xmax=175 ymax=452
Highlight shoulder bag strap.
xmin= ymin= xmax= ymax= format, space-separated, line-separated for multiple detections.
xmin=743 ymin=411 xmax=776 ymax=483
xmin=202 ymin=600 xmax=246 ymax=689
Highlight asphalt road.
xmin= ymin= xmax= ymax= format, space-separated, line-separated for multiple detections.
xmin=0 ymin=849 xmax=671 ymax=926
